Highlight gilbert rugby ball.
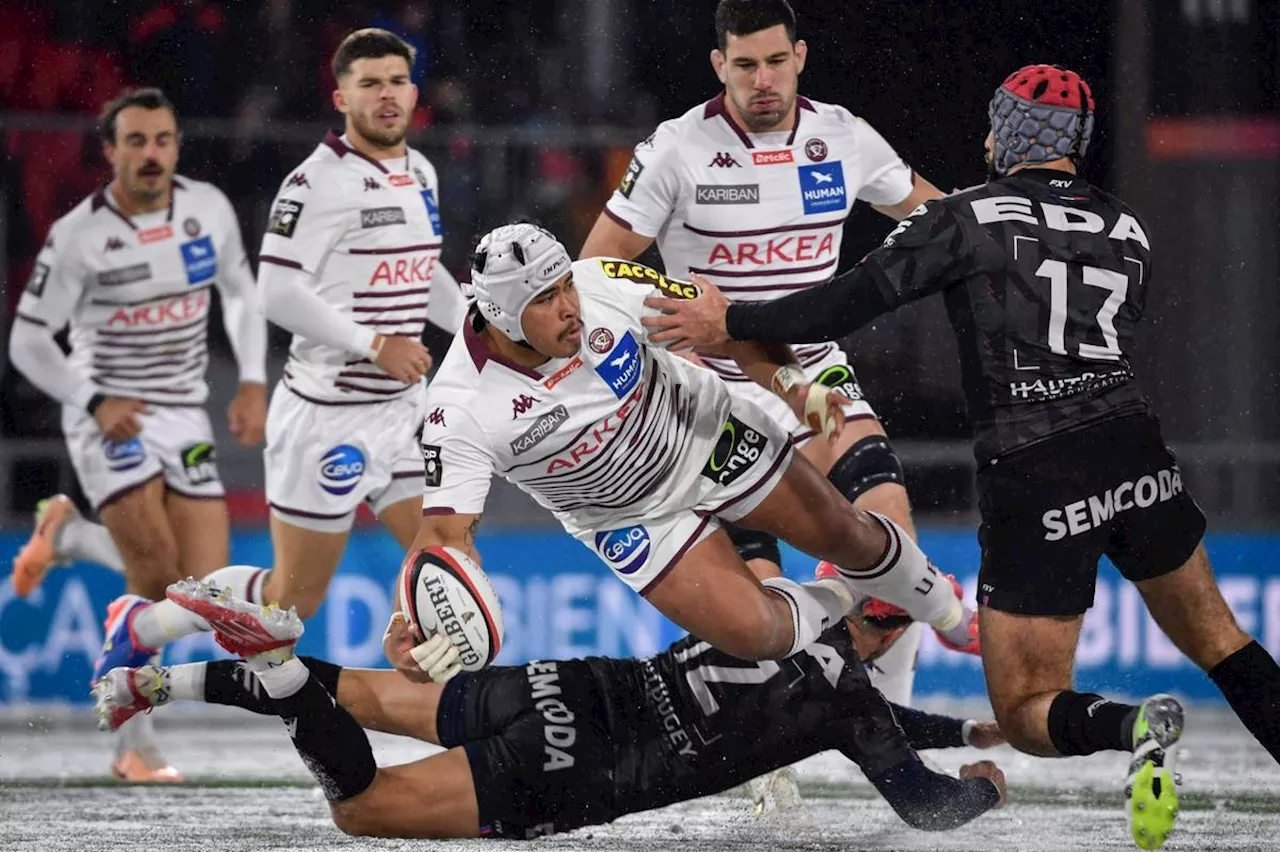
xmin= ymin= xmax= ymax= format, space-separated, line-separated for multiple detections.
xmin=398 ymin=546 xmax=504 ymax=672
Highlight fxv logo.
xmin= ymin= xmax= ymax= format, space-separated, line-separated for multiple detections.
xmin=511 ymin=394 xmax=538 ymax=418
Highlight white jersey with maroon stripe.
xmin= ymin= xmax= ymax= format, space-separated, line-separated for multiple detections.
xmin=421 ymin=258 xmax=761 ymax=538
xmin=604 ymin=94 xmax=913 ymax=380
xmin=14 ymin=176 xmax=256 ymax=406
xmin=259 ymin=132 xmax=445 ymax=404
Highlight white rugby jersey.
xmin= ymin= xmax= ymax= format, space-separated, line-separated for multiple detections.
xmin=14 ymin=177 xmax=264 ymax=406
xmin=421 ymin=258 xmax=737 ymax=537
xmin=259 ymin=132 xmax=445 ymax=404
xmin=604 ymin=94 xmax=913 ymax=379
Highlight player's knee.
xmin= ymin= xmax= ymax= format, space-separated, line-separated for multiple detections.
xmin=715 ymin=593 xmax=790 ymax=661
xmin=329 ymin=792 xmax=382 ymax=837
xmin=828 ymin=435 xmax=905 ymax=505
xmin=122 ymin=537 xmax=181 ymax=599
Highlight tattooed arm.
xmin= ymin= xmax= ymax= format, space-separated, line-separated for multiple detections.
xmin=411 ymin=511 xmax=483 ymax=566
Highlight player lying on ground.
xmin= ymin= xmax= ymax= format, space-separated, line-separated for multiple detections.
xmin=642 ymin=63 xmax=1280 ymax=850
xmin=411 ymin=222 xmax=977 ymax=672
xmin=95 ymin=578 xmax=1006 ymax=840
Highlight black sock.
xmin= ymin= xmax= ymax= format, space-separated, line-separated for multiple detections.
xmin=1047 ymin=690 xmax=1137 ymax=756
xmin=1209 ymin=641 xmax=1280 ymax=764
xmin=273 ymin=676 xmax=377 ymax=802
xmin=202 ymin=657 xmax=344 ymax=715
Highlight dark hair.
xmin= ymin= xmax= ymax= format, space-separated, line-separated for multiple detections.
xmin=331 ymin=28 xmax=416 ymax=80
xmin=714 ymin=0 xmax=797 ymax=50
xmin=99 ymin=88 xmax=177 ymax=144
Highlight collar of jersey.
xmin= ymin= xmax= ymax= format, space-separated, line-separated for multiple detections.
xmin=322 ymin=130 xmax=410 ymax=176
xmin=463 ymin=312 xmax=543 ymax=380
xmin=93 ymin=179 xmax=182 ymax=229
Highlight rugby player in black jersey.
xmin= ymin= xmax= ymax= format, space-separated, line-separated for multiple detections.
xmin=93 ymin=577 xmax=1005 ymax=840
xmin=642 ymin=64 xmax=1280 ymax=849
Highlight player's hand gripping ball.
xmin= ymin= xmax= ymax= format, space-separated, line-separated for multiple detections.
xmin=397 ymin=546 xmax=504 ymax=673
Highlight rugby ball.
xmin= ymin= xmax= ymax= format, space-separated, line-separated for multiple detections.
xmin=397 ymin=546 xmax=504 ymax=672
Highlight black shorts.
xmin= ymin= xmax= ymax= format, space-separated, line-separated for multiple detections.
xmin=976 ymin=414 xmax=1206 ymax=616
xmin=436 ymin=661 xmax=617 ymax=840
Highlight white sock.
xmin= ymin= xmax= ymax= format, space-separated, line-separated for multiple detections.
xmin=161 ymin=662 xmax=207 ymax=703
xmin=246 ymin=652 xmax=308 ymax=700
xmin=842 ymin=513 xmax=964 ymax=632
xmin=130 ymin=565 xmax=268 ymax=649
xmin=762 ymin=576 xmax=854 ymax=656
xmin=58 ymin=516 xmax=125 ymax=573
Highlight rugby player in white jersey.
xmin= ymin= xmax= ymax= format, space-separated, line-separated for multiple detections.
xmin=580 ymin=0 xmax=967 ymax=713
xmin=408 ymin=222 xmax=977 ymax=674
xmin=33 ymin=29 xmax=468 ymax=728
xmin=7 ymin=87 xmax=267 ymax=780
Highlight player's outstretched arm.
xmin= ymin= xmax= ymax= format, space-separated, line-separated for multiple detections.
xmin=862 ymin=753 xmax=1006 ymax=830
xmin=889 ymin=701 xmax=1007 ymax=750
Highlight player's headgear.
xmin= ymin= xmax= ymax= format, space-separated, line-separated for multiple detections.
xmin=469 ymin=223 xmax=572 ymax=342
xmin=988 ymin=64 xmax=1095 ymax=176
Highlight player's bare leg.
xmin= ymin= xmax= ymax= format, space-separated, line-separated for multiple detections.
xmin=375 ymin=496 xmax=425 ymax=550
xmin=94 ymin=475 xmax=184 ymax=782
xmin=164 ymin=491 xmax=230 ymax=580
xmin=736 ymin=453 xmax=974 ymax=644
xmin=259 ymin=515 xmax=351 ymax=619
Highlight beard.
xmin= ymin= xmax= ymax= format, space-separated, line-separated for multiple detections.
xmin=735 ymin=92 xmax=792 ymax=133
xmin=351 ymin=111 xmax=408 ymax=149
xmin=984 ymin=149 xmax=1000 ymax=182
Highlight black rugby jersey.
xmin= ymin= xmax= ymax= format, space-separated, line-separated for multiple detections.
xmin=727 ymin=168 xmax=1154 ymax=464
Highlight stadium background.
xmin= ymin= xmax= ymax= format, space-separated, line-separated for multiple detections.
xmin=0 ymin=0 xmax=1277 ymax=707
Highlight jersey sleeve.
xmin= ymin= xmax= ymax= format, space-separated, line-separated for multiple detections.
xmin=601 ymin=123 xmax=684 ymax=239
xmin=15 ymin=217 xmax=88 ymax=329
xmin=419 ymin=400 xmax=496 ymax=516
xmin=258 ymin=167 xmax=352 ymax=275
xmin=210 ymin=189 xmax=267 ymax=384
xmin=581 ymin=258 xmax=698 ymax=347
xmin=847 ymin=113 xmax=914 ymax=208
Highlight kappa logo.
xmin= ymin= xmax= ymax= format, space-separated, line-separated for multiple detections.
xmin=286 ymin=172 xmax=310 ymax=189
xmin=104 ymin=236 xmax=126 ymax=252
xmin=708 ymin=152 xmax=741 ymax=168
xmin=511 ymin=394 xmax=539 ymax=418
xmin=363 ymin=177 xmax=382 ymax=191
xmin=427 ymin=407 xmax=447 ymax=427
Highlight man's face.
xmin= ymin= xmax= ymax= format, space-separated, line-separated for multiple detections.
xmin=104 ymin=106 xmax=179 ymax=204
xmin=712 ymin=25 xmax=806 ymax=133
xmin=335 ymin=55 xmax=417 ymax=149
xmin=521 ymin=274 xmax=582 ymax=359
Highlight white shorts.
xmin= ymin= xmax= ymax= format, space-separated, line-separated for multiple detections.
xmin=62 ymin=404 xmax=223 ymax=510
xmin=264 ymin=385 xmax=427 ymax=533
xmin=579 ymin=396 xmax=795 ymax=594
xmin=701 ymin=345 xmax=877 ymax=446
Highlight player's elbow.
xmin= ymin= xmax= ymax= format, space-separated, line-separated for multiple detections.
xmin=8 ymin=321 xmax=46 ymax=381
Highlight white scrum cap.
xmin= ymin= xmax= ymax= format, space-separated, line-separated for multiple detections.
xmin=468 ymin=223 xmax=572 ymax=342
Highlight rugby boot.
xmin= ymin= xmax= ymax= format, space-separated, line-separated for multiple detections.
xmin=1126 ymin=694 xmax=1184 ymax=850
xmin=11 ymin=494 xmax=77 ymax=597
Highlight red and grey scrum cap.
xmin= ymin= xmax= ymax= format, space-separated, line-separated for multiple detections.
xmin=988 ymin=64 xmax=1095 ymax=176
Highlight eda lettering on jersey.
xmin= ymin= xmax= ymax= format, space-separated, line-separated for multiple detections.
xmin=594 ymin=331 xmax=642 ymax=399
xmin=180 ymin=235 xmax=217 ymax=285
xmin=798 ymin=162 xmax=847 ymax=215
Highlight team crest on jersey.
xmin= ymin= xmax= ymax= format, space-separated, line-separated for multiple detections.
xmin=183 ymin=217 xmax=201 ymax=237
xmin=618 ymin=157 xmax=643 ymax=198
xmin=593 ymin=525 xmax=651 ymax=575
xmin=421 ymin=444 xmax=442 ymax=487
xmin=26 ymin=262 xmax=49 ymax=297
xmin=594 ymin=331 xmax=642 ymax=399
xmin=701 ymin=414 xmax=767 ymax=487
xmin=180 ymin=441 xmax=217 ymax=485
xmin=798 ymin=162 xmax=847 ymax=215
xmin=804 ymin=137 xmax=829 ymax=162
xmin=180 ymin=235 xmax=218 ymax=285
xmin=413 ymin=167 xmax=429 ymax=188
xmin=267 ymin=199 xmax=303 ymax=238
xmin=588 ymin=327 xmax=615 ymax=354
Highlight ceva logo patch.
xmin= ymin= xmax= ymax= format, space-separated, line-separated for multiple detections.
xmin=319 ymin=444 xmax=366 ymax=495
xmin=594 ymin=525 xmax=651 ymax=575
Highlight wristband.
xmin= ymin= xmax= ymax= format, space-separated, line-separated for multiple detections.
xmin=961 ymin=719 xmax=977 ymax=746
xmin=86 ymin=393 xmax=107 ymax=416
xmin=370 ymin=333 xmax=386 ymax=359
xmin=770 ymin=364 xmax=806 ymax=396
